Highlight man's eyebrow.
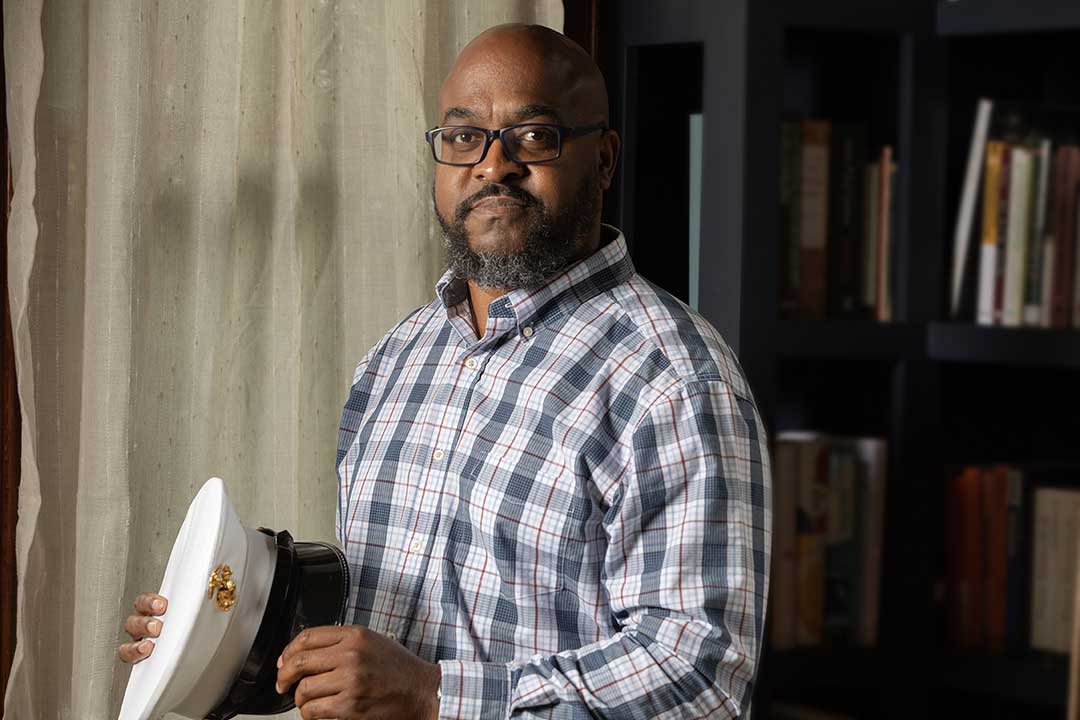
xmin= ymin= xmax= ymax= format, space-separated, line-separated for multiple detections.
xmin=513 ymin=104 xmax=564 ymax=124
xmin=442 ymin=106 xmax=478 ymax=124
xmin=440 ymin=103 xmax=567 ymax=126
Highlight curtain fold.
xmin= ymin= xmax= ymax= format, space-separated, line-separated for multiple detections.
xmin=3 ymin=2 xmax=564 ymax=718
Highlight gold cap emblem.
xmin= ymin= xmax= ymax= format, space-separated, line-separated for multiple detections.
xmin=207 ymin=564 xmax=237 ymax=612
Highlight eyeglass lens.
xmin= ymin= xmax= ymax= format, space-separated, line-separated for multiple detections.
xmin=433 ymin=125 xmax=561 ymax=164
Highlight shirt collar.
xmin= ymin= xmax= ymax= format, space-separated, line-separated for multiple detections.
xmin=435 ymin=224 xmax=635 ymax=343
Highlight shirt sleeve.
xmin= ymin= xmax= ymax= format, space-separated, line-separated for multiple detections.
xmin=437 ymin=378 xmax=773 ymax=719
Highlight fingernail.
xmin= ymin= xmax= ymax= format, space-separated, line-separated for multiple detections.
xmin=152 ymin=599 xmax=165 ymax=613
xmin=139 ymin=640 xmax=152 ymax=655
xmin=276 ymin=655 xmax=283 ymax=669
xmin=147 ymin=620 xmax=162 ymax=636
xmin=275 ymin=683 xmax=283 ymax=694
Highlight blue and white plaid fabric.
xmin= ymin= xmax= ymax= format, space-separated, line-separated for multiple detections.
xmin=336 ymin=227 xmax=771 ymax=719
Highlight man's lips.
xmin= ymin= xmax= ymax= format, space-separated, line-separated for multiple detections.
xmin=470 ymin=196 xmax=527 ymax=214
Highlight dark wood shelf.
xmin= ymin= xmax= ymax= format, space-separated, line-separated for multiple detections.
xmin=937 ymin=0 xmax=1080 ymax=35
xmin=762 ymin=646 xmax=883 ymax=692
xmin=927 ymin=322 xmax=1080 ymax=368
xmin=932 ymin=652 xmax=1068 ymax=708
xmin=774 ymin=319 xmax=923 ymax=360
xmin=779 ymin=0 xmax=926 ymax=32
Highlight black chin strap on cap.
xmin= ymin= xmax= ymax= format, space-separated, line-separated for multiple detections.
xmin=205 ymin=528 xmax=300 ymax=720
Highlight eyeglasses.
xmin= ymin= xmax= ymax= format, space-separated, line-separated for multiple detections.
xmin=424 ymin=122 xmax=607 ymax=166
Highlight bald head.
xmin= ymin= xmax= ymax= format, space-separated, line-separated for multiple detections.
xmin=439 ymin=23 xmax=609 ymax=126
xmin=431 ymin=23 xmax=620 ymax=294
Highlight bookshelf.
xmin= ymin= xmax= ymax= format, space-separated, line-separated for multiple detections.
xmin=928 ymin=322 xmax=1080 ymax=368
xmin=597 ymin=0 xmax=1080 ymax=718
xmin=937 ymin=0 xmax=1080 ymax=36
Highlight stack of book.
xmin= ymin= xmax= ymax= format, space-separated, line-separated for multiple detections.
xmin=944 ymin=464 xmax=1080 ymax=655
xmin=780 ymin=118 xmax=897 ymax=322
xmin=949 ymin=98 xmax=1080 ymax=328
xmin=770 ymin=432 xmax=888 ymax=650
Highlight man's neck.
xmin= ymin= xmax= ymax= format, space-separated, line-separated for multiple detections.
xmin=464 ymin=223 xmax=609 ymax=340
xmin=465 ymin=282 xmax=506 ymax=339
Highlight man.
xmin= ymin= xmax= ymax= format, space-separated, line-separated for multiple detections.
xmin=121 ymin=23 xmax=771 ymax=719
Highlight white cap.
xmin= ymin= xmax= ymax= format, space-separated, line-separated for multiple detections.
xmin=117 ymin=478 xmax=278 ymax=720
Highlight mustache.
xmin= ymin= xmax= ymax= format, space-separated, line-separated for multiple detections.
xmin=454 ymin=184 xmax=540 ymax=222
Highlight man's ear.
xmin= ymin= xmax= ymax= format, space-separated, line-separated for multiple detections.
xmin=597 ymin=130 xmax=620 ymax=191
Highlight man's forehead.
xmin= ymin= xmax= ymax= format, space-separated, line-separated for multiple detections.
xmin=439 ymin=94 xmax=567 ymax=125
xmin=440 ymin=60 xmax=570 ymax=116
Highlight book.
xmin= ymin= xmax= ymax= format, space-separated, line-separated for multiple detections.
xmin=1051 ymin=147 xmax=1080 ymax=327
xmin=781 ymin=120 xmax=804 ymax=315
xmin=796 ymin=438 xmax=829 ymax=645
xmin=771 ymin=437 xmax=803 ymax=650
xmin=1004 ymin=468 xmax=1030 ymax=650
xmin=863 ymin=162 xmax=881 ymax=313
xmin=982 ymin=466 xmax=1009 ymax=653
xmin=826 ymin=125 xmax=867 ymax=316
xmin=1024 ymin=138 xmax=1052 ymax=326
xmin=771 ymin=433 xmax=886 ymax=649
xmin=977 ymin=142 xmax=1005 ymax=325
xmin=824 ymin=447 xmax=858 ymax=643
xmin=1002 ymin=145 xmax=1032 ymax=326
xmin=951 ymin=98 xmax=994 ymax=318
xmin=1031 ymin=486 xmax=1080 ymax=653
xmin=798 ymin=120 xmax=831 ymax=318
xmin=875 ymin=146 xmax=895 ymax=323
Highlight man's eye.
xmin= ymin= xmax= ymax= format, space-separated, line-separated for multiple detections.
xmin=451 ymin=131 xmax=480 ymax=144
xmin=522 ymin=129 xmax=556 ymax=144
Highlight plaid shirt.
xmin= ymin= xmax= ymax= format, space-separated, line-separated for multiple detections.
xmin=336 ymin=228 xmax=771 ymax=719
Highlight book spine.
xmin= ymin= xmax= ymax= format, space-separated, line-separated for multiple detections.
xmin=1055 ymin=493 xmax=1080 ymax=653
xmin=781 ymin=121 xmax=803 ymax=315
xmin=1003 ymin=146 xmax=1031 ymax=327
xmin=875 ymin=146 xmax=894 ymax=323
xmin=1004 ymin=468 xmax=1027 ymax=650
xmin=824 ymin=448 xmax=857 ymax=643
xmin=1024 ymin=139 xmax=1051 ymax=325
xmin=771 ymin=440 xmax=799 ymax=650
xmin=854 ymin=439 xmax=886 ymax=646
xmin=827 ymin=125 xmax=867 ymax=316
xmin=993 ymin=146 xmax=1012 ymax=326
xmin=951 ymin=98 xmax=994 ymax=318
xmin=798 ymin=120 xmax=831 ymax=318
xmin=983 ymin=466 xmax=1009 ymax=653
xmin=1051 ymin=146 xmax=1079 ymax=327
xmin=1030 ymin=488 xmax=1056 ymax=651
xmin=977 ymin=142 xmax=1005 ymax=325
xmin=796 ymin=440 xmax=828 ymax=646
xmin=863 ymin=162 xmax=881 ymax=313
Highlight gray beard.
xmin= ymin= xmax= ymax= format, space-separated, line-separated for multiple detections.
xmin=435 ymin=178 xmax=598 ymax=291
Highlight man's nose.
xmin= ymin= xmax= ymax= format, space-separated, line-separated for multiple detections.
xmin=474 ymin=136 xmax=526 ymax=184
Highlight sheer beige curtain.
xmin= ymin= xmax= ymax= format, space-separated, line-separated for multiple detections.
xmin=3 ymin=1 xmax=563 ymax=718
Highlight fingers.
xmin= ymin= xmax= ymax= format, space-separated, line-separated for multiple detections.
xmin=292 ymin=671 xmax=342 ymax=708
xmin=276 ymin=647 xmax=342 ymax=693
xmin=279 ymin=626 xmax=347 ymax=665
xmin=133 ymin=593 xmax=168 ymax=615
xmin=117 ymin=639 xmax=155 ymax=664
xmin=124 ymin=614 xmax=163 ymax=641
xmin=297 ymin=694 xmax=342 ymax=720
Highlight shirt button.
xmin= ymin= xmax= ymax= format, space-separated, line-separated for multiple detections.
xmin=410 ymin=539 xmax=424 ymax=553
xmin=522 ymin=325 xmax=534 ymax=338
xmin=464 ymin=357 xmax=479 ymax=370
xmin=432 ymin=449 xmax=445 ymax=461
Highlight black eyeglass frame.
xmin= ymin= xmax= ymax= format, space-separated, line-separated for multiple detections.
xmin=424 ymin=122 xmax=608 ymax=166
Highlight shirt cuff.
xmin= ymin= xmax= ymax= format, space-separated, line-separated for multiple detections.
xmin=436 ymin=659 xmax=512 ymax=720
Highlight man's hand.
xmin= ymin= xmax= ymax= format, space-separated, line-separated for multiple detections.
xmin=117 ymin=592 xmax=168 ymax=664
xmin=276 ymin=625 xmax=441 ymax=720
